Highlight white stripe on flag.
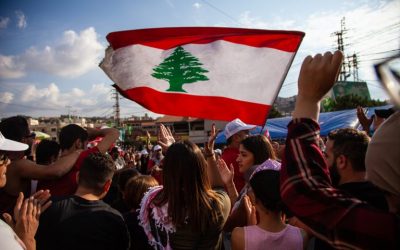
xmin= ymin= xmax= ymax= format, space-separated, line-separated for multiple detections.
xmin=107 ymin=40 xmax=294 ymax=105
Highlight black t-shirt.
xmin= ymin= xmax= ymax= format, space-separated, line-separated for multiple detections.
xmin=124 ymin=211 xmax=153 ymax=250
xmin=36 ymin=195 xmax=130 ymax=250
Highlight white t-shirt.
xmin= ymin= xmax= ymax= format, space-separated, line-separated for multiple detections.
xmin=0 ymin=219 xmax=26 ymax=250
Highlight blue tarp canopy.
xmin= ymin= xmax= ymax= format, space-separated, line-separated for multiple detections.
xmin=215 ymin=105 xmax=392 ymax=143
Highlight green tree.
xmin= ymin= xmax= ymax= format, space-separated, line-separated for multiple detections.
xmin=268 ymin=106 xmax=283 ymax=118
xmin=152 ymin=46 xmax=209 ymax=92
xmin=321 ymin=95 xmax=387 ymax=112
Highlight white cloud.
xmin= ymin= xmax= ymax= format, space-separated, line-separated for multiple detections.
xmin=0 ymin=55 xmax=26 ymax=78
xmin=71 ymin=88 xmax=85 ymax=97
xmin=0 ymin=17 xmax=10 ymax=29
xmin=0 ymin=92 xmax=14 ymax=103
xmin=193 ymin=3 xmax=202 ymax=9
xmin=0 ymin=27 xmax=104 ymax=79
xmin=0 ymin=81 xmax=155 ymax=118
xmin=3 ymin=82 xmax=114 ymax=115
xmin=15 ymin=11 xmax=27 ymax=29
xmin=236 ymin=1 xmax=399 ymax=100
xmin=90 ymin=83 xmax=112 ymax=96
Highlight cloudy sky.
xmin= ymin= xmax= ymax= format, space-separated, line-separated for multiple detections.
xmin=0 ymin=0 xmax=399 ymax=119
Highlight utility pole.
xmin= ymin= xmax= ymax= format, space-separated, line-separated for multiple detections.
xmin=334 ymin=17 xmax=349 ymax=81
xmin=351 ymin=53 xmax=359 ymax=81
xmin=65 ymin=105 xmax=72 ymax=123
xmin=112 ymin=89 xmax=120 ymax=127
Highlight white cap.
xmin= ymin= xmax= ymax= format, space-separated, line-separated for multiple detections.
xmin=153 ymin=145 xmax=162 ymax=151
xmin=215 ymin=149 xmax=222 ymax=155
xmin=140 ymin=149 xmax=149 ymax=155
xmin=0 ymin=132 xmax=28 ymax=151
xmin=223 ymin=118 xmax=256 ymax=139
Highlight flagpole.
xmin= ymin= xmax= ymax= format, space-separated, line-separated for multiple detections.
xmin=259 ymin=36 xmax=304 ymax=138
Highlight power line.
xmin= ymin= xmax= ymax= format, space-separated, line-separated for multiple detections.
xmin=349 ymin=22 xmax=400 ymax=44
xmin=357 ymin=37 xmax=400 ymax=52
xmin=357 ymin=49 xmax=400 ymax=57
xmin=201 ymin=0 xmax=240 ymax=25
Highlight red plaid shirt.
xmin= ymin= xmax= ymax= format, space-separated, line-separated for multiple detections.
xmin=280 ymin=118 xmax=399 ymax=250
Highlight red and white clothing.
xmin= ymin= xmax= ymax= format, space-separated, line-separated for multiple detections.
xmin=37 ymin=147 xmax=99 ymax=197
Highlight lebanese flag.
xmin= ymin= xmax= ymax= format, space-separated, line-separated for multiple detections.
xmin=100 ymin=27 xmax=304 ymax=125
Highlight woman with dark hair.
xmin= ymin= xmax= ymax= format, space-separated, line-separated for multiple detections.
xmin=231 ymin=169 xmax=305 ymax=250
xmin=139 ymin=124 xmax=230 ymax=250
xmin=217 ymin=135 xmax=281 ymax=240
xmin=124 ymin=175 xmax=158 ymax=250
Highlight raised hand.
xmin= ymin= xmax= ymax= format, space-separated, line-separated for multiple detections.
xmin=356 ymin=106 xmax=373 ymax=133
xmin=157 ymin=124 xmax=175 ymax=152
xmin=216 ymin=158 xmax=234 ymax=186
xmin=298 ymin=51 xmax=343 ymax=102
xmin=3 ymin=192 xmax=42 ymax=250
xmin=32 ymin=189 xmax=52 ymax=213
xmin=204 ymin=123 xmax=218 ymax=157
xmin=243 ymin=195 xmax=257 ymax=225
xmin=146 ymin=130 xmax=151 ymax=141
xmin=294 ymin=51 xmax=343 ymax=120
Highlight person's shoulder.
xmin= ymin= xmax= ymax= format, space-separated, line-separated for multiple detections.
xmin=82 ymin=147 xmax=100 ymax=156
xmin=231 ymin=227 xmax=245 ymax=250
xmin=94 ymin=200 xmax=125 ymax=217
xmin=232 ymin=226 xmax=244 ymax=235
xmin=49 ymin=195 xmax=75 ymax=209
xmin=212 ymin=187 xmax=228 ymax=198
xmin=12 ymin=158 xmax=36 ymax=170
xmin=211 ymin=187 xmax=230 ymax=205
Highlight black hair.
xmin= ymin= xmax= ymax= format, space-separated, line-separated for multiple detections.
xmin=327 ymin=128 xmax=370 ymax=171
xmin=36 ymin=140 xmax=60 ymax=165
xmin=249 ymin=170 xmax=282 ymax=212
xmin=59 ymin=124 xmax=88 ymax=150
xmin=114 ymin=168 xmax=140 ymax=191
xmin=78 ymin=152 xmax=115 ymax=193
xmin=0 ymin=116 xmax=30 ymax=142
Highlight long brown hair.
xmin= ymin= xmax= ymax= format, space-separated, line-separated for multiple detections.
xmin=155 ymin=140 xmax=222 ymax=232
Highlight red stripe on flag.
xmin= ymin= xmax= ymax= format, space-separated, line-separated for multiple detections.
xmin=115 ymin=86 xmax=271 ymax=126
xmin=107 ymin=27 xmax=304 ymax=52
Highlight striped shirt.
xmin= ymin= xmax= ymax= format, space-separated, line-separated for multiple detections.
xmin=280 ymin=118 xmax=399 ymax=250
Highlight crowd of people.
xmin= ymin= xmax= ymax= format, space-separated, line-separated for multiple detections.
xmin=0 ymin=50 xmax=399 ymax=250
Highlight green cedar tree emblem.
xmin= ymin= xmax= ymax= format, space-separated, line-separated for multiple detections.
xmin=151 ymin=46 xmax=209 ymax=92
